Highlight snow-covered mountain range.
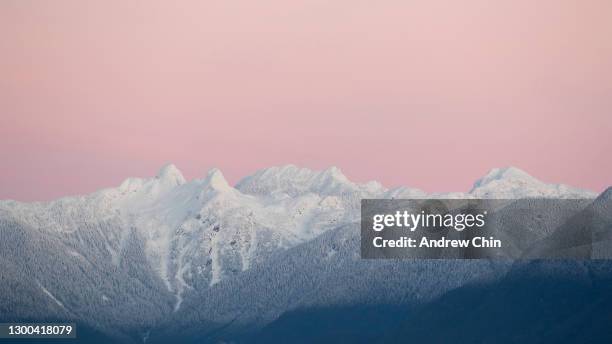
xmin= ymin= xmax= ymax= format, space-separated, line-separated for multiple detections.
xmin=0 ymin=165 xmax=594 ymax=304
xmin=0 ymin=165 xmax=605 ymax=343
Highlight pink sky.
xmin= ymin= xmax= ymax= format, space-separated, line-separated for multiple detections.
xmin=1 ymin=0 xmax=611 ymax=201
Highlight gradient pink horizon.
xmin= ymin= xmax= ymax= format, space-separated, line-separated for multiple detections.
xmin=1 ymin=0 xmax=611 ymax=201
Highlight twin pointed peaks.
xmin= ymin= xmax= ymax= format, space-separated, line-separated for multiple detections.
xmin=156 ymin=164 xmax=231 ymax=191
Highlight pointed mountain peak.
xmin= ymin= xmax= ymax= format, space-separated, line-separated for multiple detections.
xmin=473 ymin=167 xmax=539 ymax=188
xmin=156 ymin=163 xmax=186 ymax=185
xmin=203 ymin=168 xmax=231 ymax=191
xmin=321 ymin=166 xmax=349 ymax=182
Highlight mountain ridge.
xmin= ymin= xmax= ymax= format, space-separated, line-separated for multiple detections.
xmin=0 ymin=164 xmax=606 ymax=343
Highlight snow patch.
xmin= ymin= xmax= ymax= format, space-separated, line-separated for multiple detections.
xmin=38 ymin=282 xmax=66 ymax=310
